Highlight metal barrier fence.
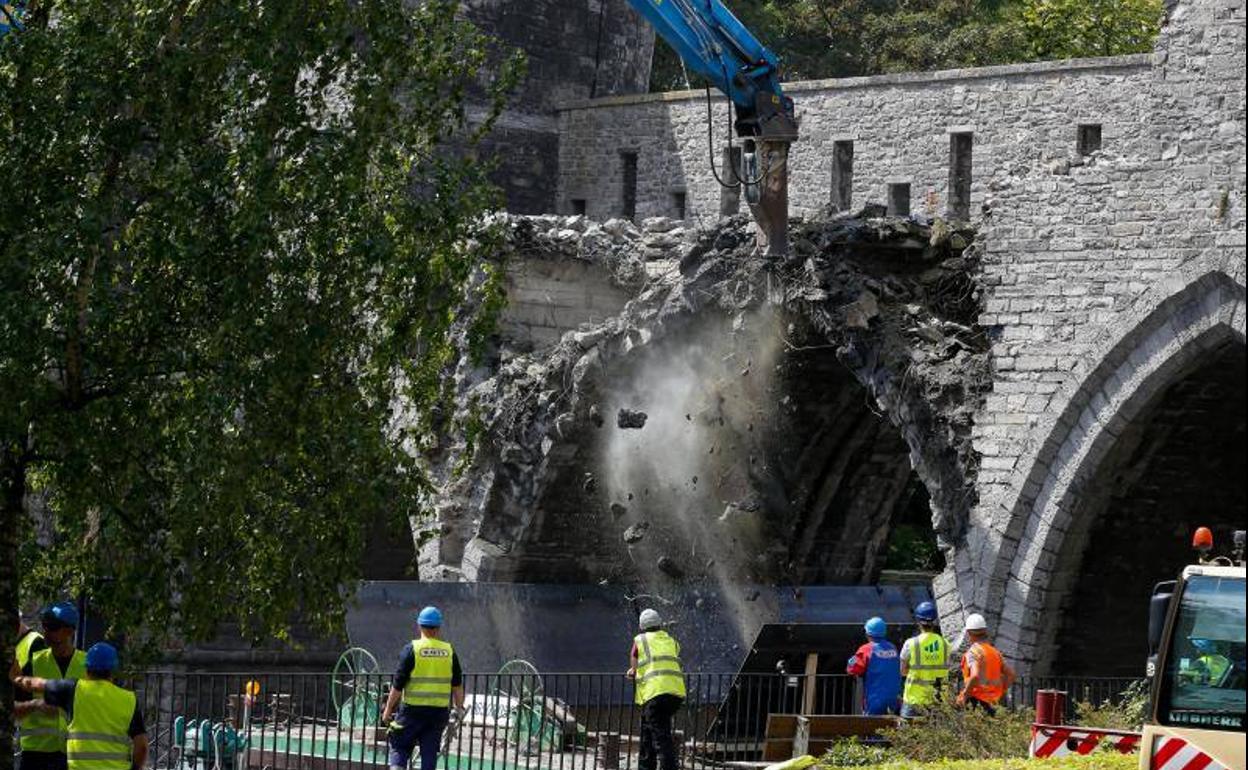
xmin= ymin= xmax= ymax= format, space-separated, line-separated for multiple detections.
xmin=123 ymin=670 xmax=1145 ymax=770
xmin=1007 ymin=676 xmax=1146 ymax=720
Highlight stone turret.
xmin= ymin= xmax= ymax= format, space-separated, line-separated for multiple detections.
xmin=462 ymin=0 xmax=655 ymax=214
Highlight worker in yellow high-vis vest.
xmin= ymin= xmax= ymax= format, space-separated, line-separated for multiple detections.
xmin=627 ymin=609 xmax=686 ymax=770
xmin=380 ymin=606 xmax=465 ymax=770
xmin=13 ymin=611 xmax=49 ymax=770
xmin=13 ymin=602 xmax=86 ymax=770
xmin=14 ymin=642 xmax=147 ymax=770
xmin=14 ymin=615 xmax=46 ymax=670
xmin=899 ymin=601 xmax=949 ymax=718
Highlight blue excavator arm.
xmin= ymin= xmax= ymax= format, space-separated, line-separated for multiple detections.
xmin=626 ymin=0 xmax=797 ymax=140
xmin=625 ymin=0 xmax=798 ymax=254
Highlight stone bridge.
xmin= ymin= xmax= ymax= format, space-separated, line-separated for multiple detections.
xmin=417 ymin=0 xmax=1244 ymax=677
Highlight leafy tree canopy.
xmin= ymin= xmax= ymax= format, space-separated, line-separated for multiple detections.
xmin=0 ymin=0 xmax=521 ymax=679
xmin=650 ymin=0 xmax=1161 ymax=90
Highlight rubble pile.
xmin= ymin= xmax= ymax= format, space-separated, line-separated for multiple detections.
xmin=422 ymin=208 xmax=990 ymax=584
xmin=492 ymin=213 xmax=701 ymax=292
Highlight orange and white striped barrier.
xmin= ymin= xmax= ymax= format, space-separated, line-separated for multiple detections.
xmin=1147 ymin=735 xmax=1229 ymax=770
xmin=1029 ymin=724 xmax=1141 ymax=758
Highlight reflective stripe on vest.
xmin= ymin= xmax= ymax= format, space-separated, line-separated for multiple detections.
xmin=961 ymin=642 xmax=1007 ymax=704
xmin=634 ymin=631 xmax=686 ymax=705
xmin=66 ymin=679 xmax=136 ymax=770
xmin=16 ymin=630 xmax=43 ymax=670
xmin=902 ymin=632 xmax=948 ymax=706
xmin=21 ymin=648 xmax=87 ymax=752
xmin=402 ymin=637 xmax=454 ymax=707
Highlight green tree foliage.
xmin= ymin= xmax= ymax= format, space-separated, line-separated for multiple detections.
xmin=876 ymin=700 xmax=1036 ymax=761
xmin=1019 ymin=0 xmax=1163 ymax=59
xmin=0 ymin=0 xmax=521 ymax=719
xmin=650 ymin=0 xmax=1160 ymax=90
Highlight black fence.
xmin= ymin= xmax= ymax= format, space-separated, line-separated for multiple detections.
xmin=119 ymin=669 xmax=1144 ymax=770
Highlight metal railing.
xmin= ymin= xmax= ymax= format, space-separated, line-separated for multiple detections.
xmin=122 ymin=670 xmax=1145 ymax=770
xmin=1007 ymin=676 xmax=1146 ymax=719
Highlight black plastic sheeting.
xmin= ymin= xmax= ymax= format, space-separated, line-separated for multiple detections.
xmin=346 ymin=582 xmax=931 ymax=675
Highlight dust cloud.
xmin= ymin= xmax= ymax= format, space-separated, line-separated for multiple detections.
xmin=598 ymin=309 xmax=788 ymax=639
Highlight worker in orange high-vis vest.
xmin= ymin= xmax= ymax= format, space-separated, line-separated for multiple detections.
xmin=955 ymin=613 xmax=1016 ymax=715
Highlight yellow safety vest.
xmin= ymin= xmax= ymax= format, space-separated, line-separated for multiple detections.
xmin=402 ymin=637 xmax=454 ymax=708
xmin=21 ymin=648 xmax=87 ymax=753
xmin=16 ymin=629 xmax=44 ymax=669
xmin=902 ymin=631 xmax=948 ymax=706
xmin=66 ymin=679 xmax=137 ymax=770
xmin=634 ymin=631 xmax=686 ymax=705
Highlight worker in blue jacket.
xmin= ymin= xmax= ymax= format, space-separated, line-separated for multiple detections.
xmin=845 ymin=617 xmax=901 ymax=715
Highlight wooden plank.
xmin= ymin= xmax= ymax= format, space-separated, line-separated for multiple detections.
xmin=802 ymin=654 xmax=819 ymax=716
xmin=793 ymin=716 xmax=811 ymax=757
xmin=764 ymin=714 xmax=798 ymax=740
xmin=763 ymin=713 xmax=900 ymax=759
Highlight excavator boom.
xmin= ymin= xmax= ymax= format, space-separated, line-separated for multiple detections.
xmin=624 ymin=0 xmax=798 ymax=256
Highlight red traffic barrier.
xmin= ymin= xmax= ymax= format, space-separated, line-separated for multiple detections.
xmin=1029 ymin=725 xmax=1141 ymax=758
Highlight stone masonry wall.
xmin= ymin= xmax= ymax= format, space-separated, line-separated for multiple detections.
xmin=461 ymin=0 xmax=654 ymax=214
xmin=500 ymin=259 xmax=634 ymax=350
xmin=557 ymin=56 xmax=1153 ymax=223
xmin=553 ymin=0 xmax=1246 ymax=673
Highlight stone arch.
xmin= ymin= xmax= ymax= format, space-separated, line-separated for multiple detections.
xmin=985 ymin=266 xmax=1246 ymax=672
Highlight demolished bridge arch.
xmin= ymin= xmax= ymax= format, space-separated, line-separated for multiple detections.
xmin=405 ymin=0 xmax=1245 ymax=675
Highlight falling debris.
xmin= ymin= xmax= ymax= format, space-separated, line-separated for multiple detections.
xmin=617 ymin=408 xmax=648 ymax=429
xmin=623 ymin=522 xmax=650 ymax=544
xmin=843 ymin=289 xmax=880 ymax=329
xmin=420 ymin=209 xmax=989 ymax=587
xmin=656 ymin=556 xmax=686 ymax=579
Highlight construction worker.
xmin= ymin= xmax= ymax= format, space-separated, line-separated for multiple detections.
xmin=899 ymin=601 xmax=949 ymax=717
xmin=379 ymin=606 xmax=465 ymax=770
xmin=12 ymin=613 xmax=48 ymax=770
xmin=845 ymin=616 xmax=900 ymax=716
xmin=1183 ymin=638 xmax=1232 ymax=685
xmin=955 ymin=613 xmax=1016 ymax=715
xmin=626 ymin=608 xmax=685 ymax=770
xmin=14 ymin=602 xmax=87 ymax=770
xmin=15 ymin=614 xmax=47 ymax=670
xmin=13 ymin=642 xmax=148 ymax=770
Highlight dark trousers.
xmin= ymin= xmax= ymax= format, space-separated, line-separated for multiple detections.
xmin=965 ymin=697 xmax=998 ymax=716
xmin=388 ymin=706 xmax=450 ymax=770
xmin=16 ymin=752 xmax=68 ymax=770
xmin=639 ymin=695 xmax=683 ymax=770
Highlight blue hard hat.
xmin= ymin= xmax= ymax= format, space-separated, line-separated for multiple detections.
xmin=914 ymin=601 xmax=938 ymax=622
xmin=864 ymin=616 xmax=888 ymax=639
xmin=85 ymin=642 xmax=119 ymax=672
xmin=1191 ymin=638 xmax=1216 ymax=654
xmin=42 ymin=601 xmax=79 ymax=629
xmin=416 ymin=606 xmax=443 ymax=628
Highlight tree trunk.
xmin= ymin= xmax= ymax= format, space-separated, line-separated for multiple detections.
xmin=1 ymin=439 xmax=27 ymax=770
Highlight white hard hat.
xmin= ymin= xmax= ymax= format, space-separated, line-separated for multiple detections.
xmin=965 ymin=613 xmax=988 ymax=631
xmin=639 ymin=608 xmax=662 ymax=630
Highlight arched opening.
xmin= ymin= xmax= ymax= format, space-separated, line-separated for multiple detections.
xmin=502 ymin=310 xmax=938 ymax=587
xmin=985 ymin=270 xmax=1245 ymax=672
xmin=1049 ymin=340 xmax=1246 ymax=675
